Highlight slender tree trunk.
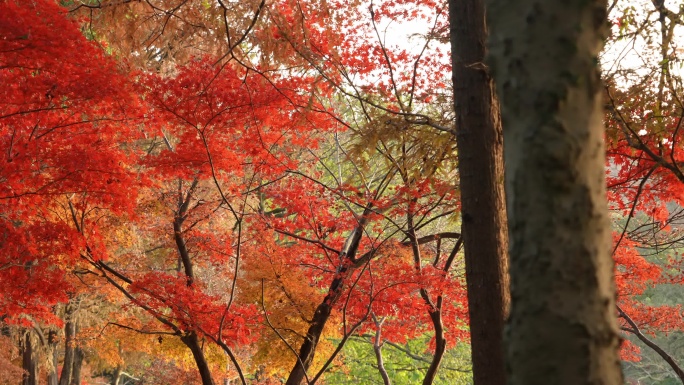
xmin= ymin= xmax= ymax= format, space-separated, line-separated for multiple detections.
xmin=618 ymin=306 xmax=684 ymax=383
xmin=181 ymin=332 xmax=215 ymax=385
xmin=450 ymin=1 xmax=510 ymax=384
xmin=420 ymin=292 xmax=446 ymax=385
xmin=22 ymin=332 xmax=38 ymax=385
xmin=168 ymin=180 xmax=216 ymax=385
xmin=285 ymin=275 xmax=345 ymax=385
xmin=487 ymin=1 xmax=624 ymax=384
xmin=70 ymin=344 xmax=84 ymax=385
xmin=112 ymin=367 xmax=123 ymax=385
xmin=48 ymin=330 xmax=59 ymax=385
xmin=59 ymin=319 xmax=76 ymax=385
xmin=404 ymin=212 xmax=450 ymax=385
xmin=285 ymin=219 xmax=367 ymax=385
xmin=175 ymin=178 xmax=199 ymax=286
xmin=371 ymin=315 xmax=391 ymax=385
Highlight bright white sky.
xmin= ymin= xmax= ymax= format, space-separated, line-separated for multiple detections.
xmin=376 ymin=0 xmax=684 ymax=91
xmin=602 ymin=0 xmax=684 ymax=88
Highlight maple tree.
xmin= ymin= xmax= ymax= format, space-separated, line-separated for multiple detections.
xmin=602 ymin=0 xmax=684 ymax=383
xmin=63 ymin=1 xmax=465 ymax=385
xmin=0 ymin=0 xmax=141 ymax=325
xmin=0 ymin=3 xmax=458 ymax=385
xmin=0 ymin=2 xmax=146 ymax=384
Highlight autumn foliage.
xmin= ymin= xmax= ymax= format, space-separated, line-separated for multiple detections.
xmin=1 ymin=0 xmax=683 ymax=384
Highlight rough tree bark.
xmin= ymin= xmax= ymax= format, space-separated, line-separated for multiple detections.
xmin=487 ymin=0 xmax=624 ymax=384
xmin=22 ymin=332 xmax=38 ymax=385
xmin=48 ymin=330 xmax=59 ymax=385
xmin=449 ymin=0 xmax=510 ymax=384
xmin=59 ymin=316 xmax=76 ymax=385
xmin=70 ymin=342 xmax=84 ymax=385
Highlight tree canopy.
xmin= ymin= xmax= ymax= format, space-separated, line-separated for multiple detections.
xmin=1 ymin=0 xmax=683 ymax=384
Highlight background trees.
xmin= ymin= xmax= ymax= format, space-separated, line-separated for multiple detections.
xmin=0 ymin=0 xmax=141 ymax=324
xmin=603 ymin=0 xmax=684 ymax=383
xmin=2 ymin=1 xmax=467 ymax=384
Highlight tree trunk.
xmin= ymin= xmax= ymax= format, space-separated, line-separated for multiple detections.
xmin=174 ymin=178 xmax=199 ymax=286
xmin=48 ymin=330 xmax=59 ymax=385
xmin=181 ymin=332 xmax=215 ymax=385
xmin=22 ymin=332 xmax=38 ymax=385
xmin=112 ymin=367 xmax=123 ymax=385
xmin=70 ymin=345 xmax=84 ymax=385
xmin=450 ymin=1 xmax=510 ymax=384
xmin=487 ymin=1 xmax=624 ymax=384
xmin=284 ymin=275 xmax=345 ymax=385
xmin=59 ymin=319 xmax=76 ymax=385
xmin=420 ymin=293 xmax=446 ymax=385
xmin=285 ymin=220 xmax=366 ymax=385
xmin=371 ymin=316 xmax=391 ymax=385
